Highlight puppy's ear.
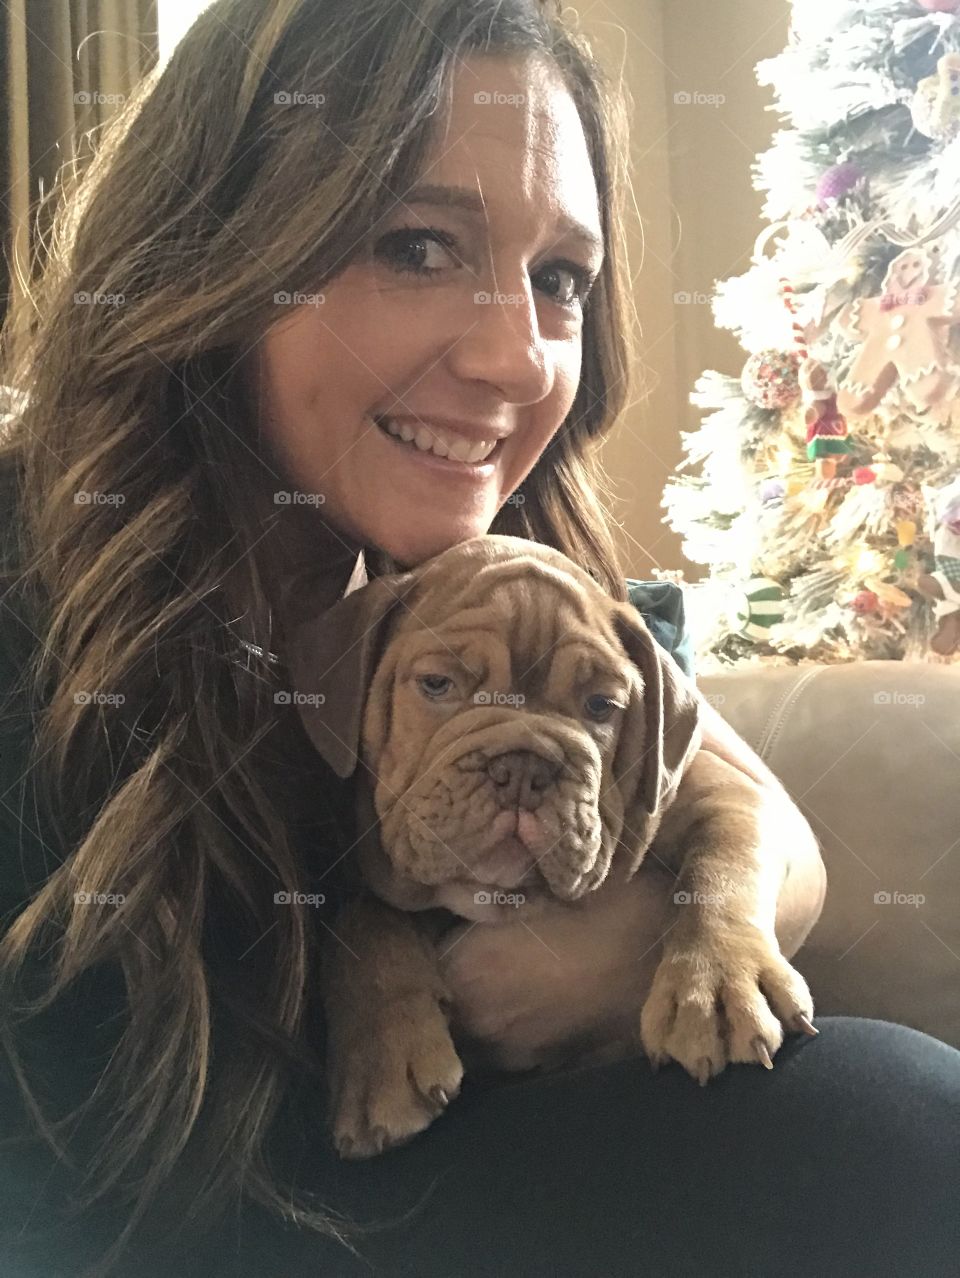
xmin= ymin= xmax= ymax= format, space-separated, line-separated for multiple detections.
xmin=608 ymin=601 xmax=703 ymax=874
xmin=283 ymin=571 xmax=421 ymax=779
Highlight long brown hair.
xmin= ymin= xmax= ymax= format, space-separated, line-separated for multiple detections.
xmin=0 ymin=0 xmax=636 ymax=1271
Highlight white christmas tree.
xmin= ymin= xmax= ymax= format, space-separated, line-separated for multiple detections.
xmin=662 ymin=0 xmax=960 ymax=672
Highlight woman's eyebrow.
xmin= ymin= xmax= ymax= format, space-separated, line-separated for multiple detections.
xmin=398 ymin=182 xmax=604 ymax=257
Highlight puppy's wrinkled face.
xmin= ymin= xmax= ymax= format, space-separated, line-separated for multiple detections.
xmin=358 ymin=562 xmax=655 ymax=921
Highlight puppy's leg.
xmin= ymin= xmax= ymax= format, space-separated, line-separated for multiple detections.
xmin=321 ymin=893 xmax=464 ymax=1159
xmin=639 ymin=752 xmax=817 ymax=1085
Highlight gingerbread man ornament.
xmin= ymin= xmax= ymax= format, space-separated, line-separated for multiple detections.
xmin=836 ymin=247 xmax=960 ymax=418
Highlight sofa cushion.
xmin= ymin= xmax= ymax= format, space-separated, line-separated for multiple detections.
xmin=696 ymin=660 xmax=960 ymax=1049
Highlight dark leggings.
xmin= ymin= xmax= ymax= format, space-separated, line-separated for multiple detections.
xmin=3 ymin=1017 xmax=959 ymax=1277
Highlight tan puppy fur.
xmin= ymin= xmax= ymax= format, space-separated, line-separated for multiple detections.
xmin=287 ymin=536 xmax=816 ymax=1159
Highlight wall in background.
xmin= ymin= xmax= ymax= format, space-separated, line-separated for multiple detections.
xmin=583 ymin=0 xmax=790 ymax=580
xmin=158 ymin=0 xmax=212 ymax=62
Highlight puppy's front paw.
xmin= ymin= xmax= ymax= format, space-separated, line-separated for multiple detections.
xmin=329 ymin=994 xmax=464 ymax=1159
xmin=639 ymin=922 xmax=816 ymax=1085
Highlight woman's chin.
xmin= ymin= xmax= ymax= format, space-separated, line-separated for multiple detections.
xmin=371 ymin=522 xmax=495 ymax=570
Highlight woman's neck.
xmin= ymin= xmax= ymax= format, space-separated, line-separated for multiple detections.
xmin=225 ymin=483 xmax=367 ymax=661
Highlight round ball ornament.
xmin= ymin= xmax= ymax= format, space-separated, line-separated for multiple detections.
xmin=852 ymin=590 xmax=880 ymax=615
xmin=914 ymin=1 xmax=960 ymax=12
xmin=734 ymin=577 xmax=786 ymax=641
xmin=816 ymin=162 xmax=864 ymax=205
xmin=741 ymin=350 xmax=803 ymax=410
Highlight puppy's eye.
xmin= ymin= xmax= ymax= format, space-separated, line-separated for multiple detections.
xmin=417 ymin=674 xmax=454 ymax=699
xmin=584 ymin=694 xmax=620 ymax=722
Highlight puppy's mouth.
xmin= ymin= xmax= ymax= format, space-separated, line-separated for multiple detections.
xmin=468 ymin=808 xmax=549 ymax=889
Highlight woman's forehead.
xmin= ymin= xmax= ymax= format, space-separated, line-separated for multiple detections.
xmin=419 ymin=56 xmax=602 ymax=242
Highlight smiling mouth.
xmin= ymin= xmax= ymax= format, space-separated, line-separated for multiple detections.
xmin=372 ymin=414 xmax=503 ymax=465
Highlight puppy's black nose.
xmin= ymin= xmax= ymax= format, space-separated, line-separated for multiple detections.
xmin=486 ymin=750 xmax=560 ymax=810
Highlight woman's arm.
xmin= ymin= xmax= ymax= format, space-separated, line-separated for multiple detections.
xmin=696 ymin=694 xmax=827 ymax=957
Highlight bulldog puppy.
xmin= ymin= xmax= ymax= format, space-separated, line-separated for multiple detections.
xmin=286 ymin=536 xmax=817 ymax=1160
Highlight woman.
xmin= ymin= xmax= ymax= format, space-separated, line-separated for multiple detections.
xmin=0 ymin=1 xmax=957 ymax=1274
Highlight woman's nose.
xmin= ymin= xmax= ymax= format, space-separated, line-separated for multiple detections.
xmin=446 ymin=278 xmax=552 ymax=403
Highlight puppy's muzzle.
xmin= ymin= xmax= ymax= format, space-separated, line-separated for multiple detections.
xmin=375 ymin=706 xmax=610 ymax=902
xmin=487 ymin=749 xmax=561 ymax=811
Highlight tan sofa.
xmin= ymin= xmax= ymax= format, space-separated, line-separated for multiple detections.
xmin=696 ymin=659 xmax=960 ymax=1051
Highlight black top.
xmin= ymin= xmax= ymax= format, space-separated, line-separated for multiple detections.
xmin=0 ymin=457 xmax=695 ymax=1272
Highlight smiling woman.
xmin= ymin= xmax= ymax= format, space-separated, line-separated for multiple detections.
xmin=0 ymin=1 xmax=958 ymax=1277
xmin=247 ymin=51 xmax=606 ymax=573
xmin=0 ymin=0 xmax=634 ymax=1270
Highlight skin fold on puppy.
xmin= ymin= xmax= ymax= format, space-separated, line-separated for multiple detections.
xmin=286 ymin=536 xmax=819 ymax=1160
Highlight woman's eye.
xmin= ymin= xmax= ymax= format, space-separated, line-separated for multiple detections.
xmin=373 ymin=224 xmax=597 ymax=310
xmin=584 ymin=693 xmax=619 ymax=721
xmin=534 ymin=261 xmax=597 ymax=309
xmin=417 ymin=673 xmax=454 ymax=699
xmin=373 ymin=227 xmax=461 ymax=277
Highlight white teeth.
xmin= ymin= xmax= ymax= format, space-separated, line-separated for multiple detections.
xmin=379 ymin=417 xmax=497 ymax=464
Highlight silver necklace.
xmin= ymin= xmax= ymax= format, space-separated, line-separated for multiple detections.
xmin=237 ymin=638 xmax=281 ymax=665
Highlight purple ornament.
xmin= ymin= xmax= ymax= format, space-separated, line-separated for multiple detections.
xmin=943 ymin=496 xmax=960 ymax=535
xmin=816 ymin=162 xmax=864 ymax=206
xmin=760 ymin=478 xmax=786 ymax=506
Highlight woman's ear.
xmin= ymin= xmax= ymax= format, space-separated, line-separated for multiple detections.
xmin=283 ymin=570 xmax=421 ymax=779
xmin=608 ymin=601 xmax=703 ymax=874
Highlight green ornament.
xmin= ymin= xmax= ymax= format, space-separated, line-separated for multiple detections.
xmin=735 ymin=577 xmax=786 ymax=640
xmin=894 ymin=549 xmax=910 ymax=570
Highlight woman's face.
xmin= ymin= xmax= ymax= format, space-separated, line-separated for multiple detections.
xmin=247 ymin=53 xmax=604 ymax=570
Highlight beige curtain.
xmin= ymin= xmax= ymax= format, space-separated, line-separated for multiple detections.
xmin=0 ymin=0 xmax=158 ymax=329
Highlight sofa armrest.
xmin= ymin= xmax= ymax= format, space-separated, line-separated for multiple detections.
xmin=696 ymin=660 xmax=960 ymax=1049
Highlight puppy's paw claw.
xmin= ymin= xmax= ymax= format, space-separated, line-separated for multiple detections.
xmin=640 ymin=924 xmax=815 ymax=1085
xmin=695 ymin=1056 xmax=714 ymax=1087
xmin=792 ymin=1013 xmax=819 ymax=1038
xmin=329 ymin=996 xmax=464 ymax=1159
xmin=753 ymin=1037 xmax=775 ymax=1070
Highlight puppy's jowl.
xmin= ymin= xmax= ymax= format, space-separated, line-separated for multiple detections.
xmin=287 ymin=537 xmax=818 ymax=1159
